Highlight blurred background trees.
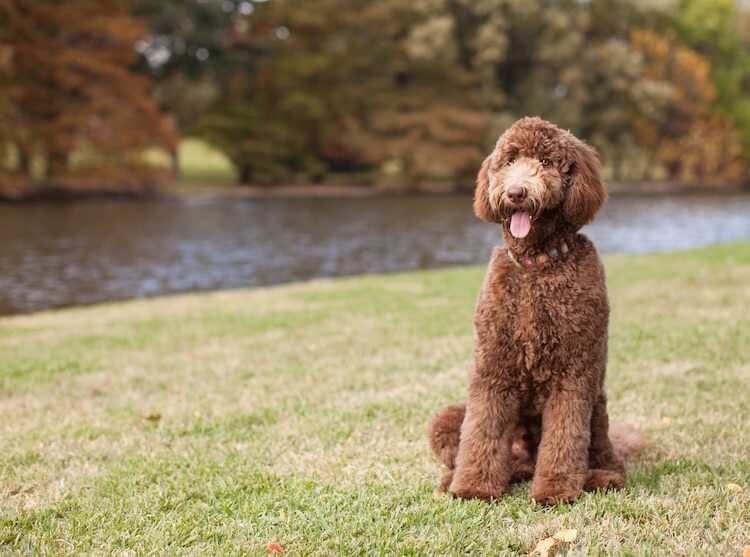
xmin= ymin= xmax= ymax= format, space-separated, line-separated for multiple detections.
xmin=0 ymin=0 xmax=175 ymax=196
xmin=1 ymin=0 xmax=749 ymax=196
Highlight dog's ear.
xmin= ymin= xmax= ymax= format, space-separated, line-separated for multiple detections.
xmin=473 ymin=155 xmax=498 ymax=223
xmin=563 ymin=140 xmax=607 ymax=228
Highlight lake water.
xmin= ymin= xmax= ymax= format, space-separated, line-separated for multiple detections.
xmin=1 ymin=193 xmax=749 ymax=315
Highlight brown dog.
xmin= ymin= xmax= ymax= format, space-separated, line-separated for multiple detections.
xmin=428 ymin=117 xmax=643 ymax=504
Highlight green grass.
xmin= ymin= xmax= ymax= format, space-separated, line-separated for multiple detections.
xmin=176 ymin=139 xmax=234 ymax=179
xmin=145 ymin=139 xmax=237 ymax=189
xmin=1 ymin=242 xmax=750 ymax=555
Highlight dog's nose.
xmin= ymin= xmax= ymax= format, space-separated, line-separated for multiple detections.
xmin=507 ymin=186 xmax=527 ymax=204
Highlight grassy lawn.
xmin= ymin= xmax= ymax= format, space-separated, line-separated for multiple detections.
xmin=1 ymin=242 xmax=749 ymax=555
xmin=144 ymin=139 xmax=237 ymax=190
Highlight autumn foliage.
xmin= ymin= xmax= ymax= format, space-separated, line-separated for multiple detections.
xmin=1 ymin=0 xmax=750 ymax=194
xmin=152 ymin=0 xmax=750 ymax=186
xmin=0 ymin=0 xmax=174 ymax=198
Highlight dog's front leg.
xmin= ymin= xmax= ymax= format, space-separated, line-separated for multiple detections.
xmin=530 ymin=392 xmax=593 ymax=505
xmin=584 ymin=390 xmax=626 ymax=492
xmin=448 ymin=381 xmax=519 ymax=501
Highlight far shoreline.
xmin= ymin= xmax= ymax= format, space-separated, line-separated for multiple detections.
xmin=170 ymin=179 xmax=750 ymax=200
xmin=1 ymin=179 xmax=748 ymax=204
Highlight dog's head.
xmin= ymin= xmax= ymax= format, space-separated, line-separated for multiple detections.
xmin=473 ymin=117 xmax=606 ymax=242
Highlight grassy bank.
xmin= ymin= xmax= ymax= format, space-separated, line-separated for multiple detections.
xmin=1 ymin=243 xmax=749 ymax=555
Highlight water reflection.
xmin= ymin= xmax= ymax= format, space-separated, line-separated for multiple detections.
xmin=1 ymin=193 xmax=748 ymax=314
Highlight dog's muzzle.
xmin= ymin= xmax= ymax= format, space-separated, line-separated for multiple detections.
xmin=490 ymin=159 xmax=545 ymax=238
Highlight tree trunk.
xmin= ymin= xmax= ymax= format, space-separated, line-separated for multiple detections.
xmin=170 ymin=148 xmax=180 ymax=178
xmin=47 ymin=149 xmax=69 ymax=180
xmin=612 ymin=149 xmax=622 ymax=182
xmin=17 ymin=144 xmax=30 ymax=176
xmin=239 ymin=163 xmax=252 ymax=184
xmin=447 ymin=0 xmax=476 ymax=71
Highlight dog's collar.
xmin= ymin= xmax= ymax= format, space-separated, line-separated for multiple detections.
xmin=506 ymin=237 xmax=573 ymax=269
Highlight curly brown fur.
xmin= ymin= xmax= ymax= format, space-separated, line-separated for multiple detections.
xmin=430 ymin=403 xmax=538 ymax=492
xmin=428 ymin=117 xmax=644 ymax=505
xmin=429 ymin=403 xmax=643 ymax=495
xmin=428 ymin=403 xmax=465 ymax=469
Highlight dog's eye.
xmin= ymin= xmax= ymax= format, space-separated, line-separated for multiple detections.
xmin=506 ymin=158 xmax=515 ymax=166
xmin=540 ymin=158 xmax=550 ymax=166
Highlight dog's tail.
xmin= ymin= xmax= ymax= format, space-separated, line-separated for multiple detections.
xmin=428 ymin=403 xmax=466 ymax=469
xmin=609 ymin=422 xmax=646 ymax=463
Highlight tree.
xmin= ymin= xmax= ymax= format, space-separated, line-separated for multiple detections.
xmin=396 ymin=0 xmax=749 ymax=182
xmin=675 ymin=0 xmax=750 ymax=166
xmin=0 ymin=0 xmax=174 ymax=193
xmin=132 ymin=0 xmax=261 ymax=128
xmin=632 ymin=29 xmax=744 ymax=181
xmin=187 ymin=0 xmax=486 ymax=185
xmin=132 ymin=0 xmax=268 ymax=176
xmin=402 ymin=0 xmax=677 ymax=180
xmin=125 ymin=0 xmax=750 ymax=186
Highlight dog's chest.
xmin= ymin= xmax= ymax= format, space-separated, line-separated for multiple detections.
xmin=496 ymin=265 xmax=605 ymax=391
xmin=513 ymin=277 xmax=569 ymax=383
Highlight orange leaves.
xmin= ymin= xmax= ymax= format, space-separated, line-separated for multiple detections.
xmin=267 ymin=542 xmax=285 ymax=555
xmin=629 ymin=28 xmax=745 ymax=181
xmin=529 ymin=528 xmax=578 ymax=556
xmin=657 ymin=116 xmax=746 ymax=182
xmin=1 ymin=0 xmax=175 ymax=185
xmin=631 ymin=29 xmax=715 ymax=112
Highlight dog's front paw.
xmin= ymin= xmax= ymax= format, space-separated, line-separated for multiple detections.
xmin=448 ymin=475 xmax=504 ymax=501
xmin=448 ymin=485 xmax=498 ymax=501
xmin=530 ymin=474 xmax=584 ymax=505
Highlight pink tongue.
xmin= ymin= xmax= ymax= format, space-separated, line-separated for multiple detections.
xmin=510 ymin=211 xmax=532 ymax=238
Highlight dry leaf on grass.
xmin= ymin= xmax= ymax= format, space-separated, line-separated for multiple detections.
xmin=530 ymin=537 xmax=556 ymax=557
xmin=529 ymin=528 xmax=578 ymax=556
xmin=267 ymin=542 xmax=285 ymax=555
xmin=144 ymin=413 xmax=162 ymax=422
xmin=725 ymin=482 xmax=742 ymax=492
xmin=659 ymin=417 xmax=674 ymax=426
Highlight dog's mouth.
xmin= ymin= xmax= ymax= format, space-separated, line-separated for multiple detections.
xmin=509 ymin=210 xmax=532 ymax=239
